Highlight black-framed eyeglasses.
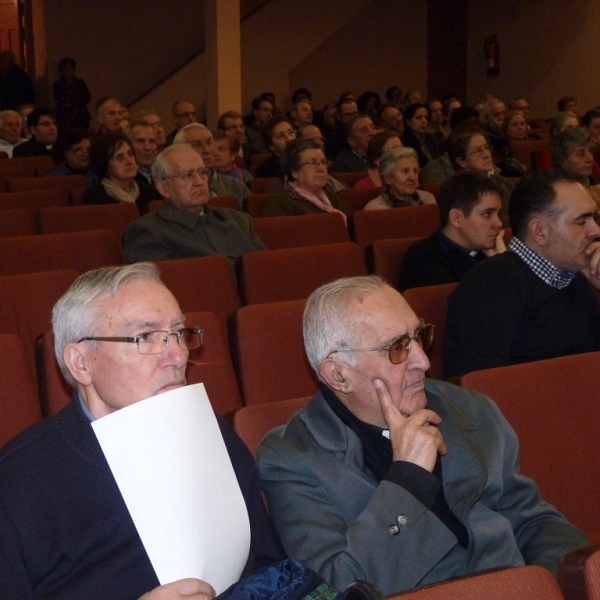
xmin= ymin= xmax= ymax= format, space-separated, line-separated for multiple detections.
xmin=78 ymin=328 xmax=204 ymax=356
xmin=161 ymin=168 xmax=211 ymax=183
xmin=299 ymin=159 xmax=330 ymax=169
xmin=327 ymin=320 xmax=434 ymax=365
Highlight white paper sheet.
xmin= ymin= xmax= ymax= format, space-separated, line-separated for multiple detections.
xmin=91 ymin=383 xmax=251 ymax=593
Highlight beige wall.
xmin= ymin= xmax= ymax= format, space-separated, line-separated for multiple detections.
xmin=467 ymin=0 xmax=600 ymax=118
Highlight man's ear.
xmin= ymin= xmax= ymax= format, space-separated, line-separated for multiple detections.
xmin=448 ymin=208 xmax=463 ymax=229
xmin=318 ymin=357 xmax=351 ymax=394
xmin=63 ymin=342 xmax=93 ymax=386
xmin=528 ymin=216 xmax=549 ymax=247
xmin=155 ymin=179 xmax=169 ymax=199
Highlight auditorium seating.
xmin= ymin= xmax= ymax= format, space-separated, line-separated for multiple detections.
xmin=247 ymin=177 xmax=278 ymax=194
xmin=233 ymin=396 xmax=311 ymax=456
xmin=403 ymin=282 xmax=458 ymax=381
xmin=368 ymin=236 xmax=424 ymax=283
xmin=253 ymin=212 xmax=349 ymax=250
xmin=8 ymin=174 xmax=88 ymax=195
xmin=558 ymin=544 xmax=600 ymax=600
xmin=509 ymin=138 xmax=549 ymax=171
xmin=0 ymin=333 xmax=43 ymax=446
xmin=0 ymin=189 xmax=69 ymax=227
xmin=0 ymin=165 xmax=36 ymax=191
xmin=231 ymin=299 xmax=318 ymax=406
xmin=0 ymin=208 xmax=34 ymax=237
xmin=460 ymin=351 xmax=600 ymax=542
xmin=249 ymin=153 xmax=271 ymax=175
xmin=237 ymin=242 xmax=367 ymax=305
xmin=337 ymin=186 xmax=382 ymax=214
xmin=349 ymin=204 xmax=440 ymax=248
xmin=331 ymin=171 xmax=367 ymax=187
xmin=0 ymin=229 xmax=121 ymax=276
xmin=243 ymin=193 xmax=275 ymax=217
xmin=37 ymin=329 xmax=71 ymax=416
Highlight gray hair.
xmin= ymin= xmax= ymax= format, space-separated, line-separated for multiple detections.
xmin=124 ymin=118 xmax=154 ymax=138
xmin=281 ymin=137 xmax=324 ymax=179
xmin=378 ymin=146 xmax=419 ymax=181
xmin=52 ymin=263 xmax=163 ymax=386
xmin=549 ymin=127 xmax=595 ymax=170
xmin=550 ymin=111 xmax=579 ymax=136
xmin=174 ymin=122 xmax=211 ymax=145
xmin=151 ymin=143 xmax=196 ymax=182
xmin=303 ymin=275 xmax=388 ymax=377
xmin=0 ymin=109 xmax=20 ymax=128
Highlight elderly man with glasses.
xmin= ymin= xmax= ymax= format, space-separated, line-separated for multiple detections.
xmin=257 ymin=275 xmax=586 ymax=595
xmin=0 ymin=263 xmax=284 ymax=598
xmin=123 ymin=144 xmax=265 ymax=265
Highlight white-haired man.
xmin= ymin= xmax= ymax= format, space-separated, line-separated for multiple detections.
xmin=0 ymin=109 xmax=26 ymax=156
xmin=257 ymin=275 xmax=586 ymax=595
xmin=0 ymin=263 xmax=284 ymax=598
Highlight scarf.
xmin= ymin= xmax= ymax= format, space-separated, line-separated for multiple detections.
xmin=101 ymin=177 xmax=140 ymax=204
xmin=381 ymin=185 xmax=423 ymax=208
xmin=287 ymin=181 xmax=347 ymax=223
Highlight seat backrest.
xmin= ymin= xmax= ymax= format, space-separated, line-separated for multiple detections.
xmin=208 ymin=195 xmax=241 ymax=211
xmin=37 ymin=329 xmax=71 ymax=416
xmin=337 ymin=186 xmax=382 ymax=214
xmin=350 ymin=204 xmax=440 ymax=248
xmin=8 ymin=174 xmax=89 ymax=193
xmin=237 ymin=242 xmax=367 ymax=305
xmin=233 ymin=396 xmax=311 ymax=456
xmin=243 ymin=193 xmax=275 ymax=217
xmin=0 ymin=165 xmax=36 ymax=191
xmin=403 ymin=282 xmax=458 ymax=381
xmin=155 ymin=256 xmax=240 ymax=329
xmin=0 ymin=269 xmax=79 ymax=377
xmin=249 ymin=153 xmax=271 ymax=175
xmin=558 ymin=544 xmax=600 ymax=600
xmin=0 ymin=189 xmax=68 ymax=227
xmin=183 ymin=310 xmax=243 ymax=417
xmin=369 ymin=236 xmax=424 ymax=285
xmin=247 ymin=177 xmax=278 ymax=194
xmin=423 ymin=181 xmax=443 ymax=199
xmin=0 ymin=229 xmax=121 ymax=275
xmin=0 ymin=333 xmax=43 ymax=447
xmin=7 ymin=155 xmax=55 ymax=168
xmin=146 ymin=199 xmax=163 ymax=212
xmin=253 ymin=212 xmax=350 ymax=250
xmin=509 ymin=139 xmax=550 ymax=171
xmin=37 ymin=203 xmax=140 ymax=250
xmin=330 ymin=171 xmax=368 ymax=188
xmin=459 ymin=351 xmax=600 ymax=538
xmin=386 ymin=565 xmax=563 ymax=600
xmin=232 ymin=299 xmax=318 ymax=406
xmin=0 ymin=208 xmax=33 ymax=237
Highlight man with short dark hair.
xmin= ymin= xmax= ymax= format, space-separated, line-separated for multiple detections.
xmin=123 ymin=144 xmax=265 ymax=264
xmin=379 ymin=103 xmax=404 ymax=135
xmin=126 ymin=118 xmax=158 ymax=183
xmin=49 ymin=128 xmax=94 ymax=184
xmin=218 ymin=110 xmax=251 ymax=166
xmin=290 ymin=100 xmax=313 ymax=129
xmin=12 ymin=107 xmax=62 ymax=163
xmin=398 ymin=172 xmax=505 ymax=290
xmin=165 ymin=99 xmax=197 ymax=146
xmin=245 ymin=98 xmax=274 ymax=155
xmin=444 ymin=169 xmax=600 ymax=379
xmin=332 ymin=114 xmax=375 ymax=172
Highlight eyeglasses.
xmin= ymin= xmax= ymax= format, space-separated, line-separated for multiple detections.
xmin=327 ymin=320 xmax=434 ymax=365
xmin=161 ymin=168 xmax=211 ymax=183
xmin=78 ymin=328 xmax=204 ymax=355
xmin=465 ymin=143 xmax=491 ymax=157
xmin=299 ymin=159 xmax=330 ymax=169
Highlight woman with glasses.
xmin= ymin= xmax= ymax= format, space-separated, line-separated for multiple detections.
xmin=263 ymin=137 xmax=347 ymax=218
xmin=363 ymin=147 xmax=435 ymax=210
xmin=82 ymin=132 xmax=160 ymax=212
xmin=255 ymin=116 xmax=296 ymax=178
xmin=448 ymin=125 xmax=513 ymax=226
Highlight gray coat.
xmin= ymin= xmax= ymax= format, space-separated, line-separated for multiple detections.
xmin=257 ymin=380 xmax=586 ymax=594
xmin=123 ymin=201 xmax=265 ymax=264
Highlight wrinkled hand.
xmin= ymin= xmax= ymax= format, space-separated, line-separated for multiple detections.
xmin=483 ymin=229 xmax=506 ymax=257
xmin=582 ymin=241 xmax=600 ymax=289
xmin=138 ymin=579 xmax=216 ymax=600
xmin=374 ymin=379 xmax=447 ymax=472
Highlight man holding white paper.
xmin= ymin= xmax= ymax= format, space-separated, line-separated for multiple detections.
xmin=0 ymin=263 xmax=284 ymax=599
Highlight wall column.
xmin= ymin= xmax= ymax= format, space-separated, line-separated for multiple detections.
xmin=205 ymin=0 xmax=241 ymax=129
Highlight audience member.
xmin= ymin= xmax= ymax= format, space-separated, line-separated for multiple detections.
xmin=16 ymin=103 xmax=34 ymax=139
xmin=535 ymin=111 xmax=581 ymax=171
xmin=426 ymin=99 xmax=448 ymax=142
xmin=444 ymin=169 xmax=600 ymax=379
xmin=324 ymin=96 xmax=359 ymax=159
xmin=385 ymin=85 xmax=403 ymax=105
xmin=0 ymin=109 xmax=26 ymax=156
xmin=582 ymin=109 xmax=600 ymax=142
xmin=218 ymin=110 xmax=251 ymax=166
xmin=53 ymin=57 xmax=92 ymax=128
xmin=354 ymin=130 xmax=402 ymax=189
xmin=493 ymin=110 xmax=529 ymax=177
xmin=507 ymin=97 xmax=540 ymax=129
xmin=123 ymin=144 xmax=265 ymax=264
xmin=557 ymin=95 xmax=579 ymax=116
xmin=165 ymin=99 xmax=197 ymax=146
xmin=398 ymin=172 xmax=505 ymax=290
xmin=245 ymin=97 xmax=274 ymax=154
xmin=0 ymin=262 xmax=284 ymax=597
xmin=82 ymin=133 xmax=160 ymax=212
xmin=50 ymin=128 xmax=94 ymax=185
xmin=379 ymin=103 xmax=404 ymax=135
xmin=134 ymin=110 xmax=167 ymax=151
xmin=257 ymin=274 xmax=586 ymax=594
xmin=481 ymin=98 xmax=506 ymax=146
xmin=255 ymin=116 xmax=296 ymax=178
xmin=174 ymin=123 xmax=250 ymax=205
xmin=364 ymin=147 xmax=435 ymax=209
xmin=403 ymin=88 xmax=423 ymax=106
xmin=125 ymin=118 xmax=159 ymax=189
xmin=401 ymin=103 xmax=441 ymax=167
xmin=332 ymin=114 xmax=375 ymax=172
xmin=357 ymin=91 xmax=382 ymax=119
xmin=289 ymin=100 xmax=313 ymax=129
xmin=263 ymin=137 xmax=346 ymax=218
xmin=0 ymin=50 xmax=34 ymax=110
xmin=13 ymin=107 xmax=62 ymax=163
xmin=95 ymin=97 xmax=124 ymax=134
xmin=213 ymin=129 xmax=252 ymax=184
